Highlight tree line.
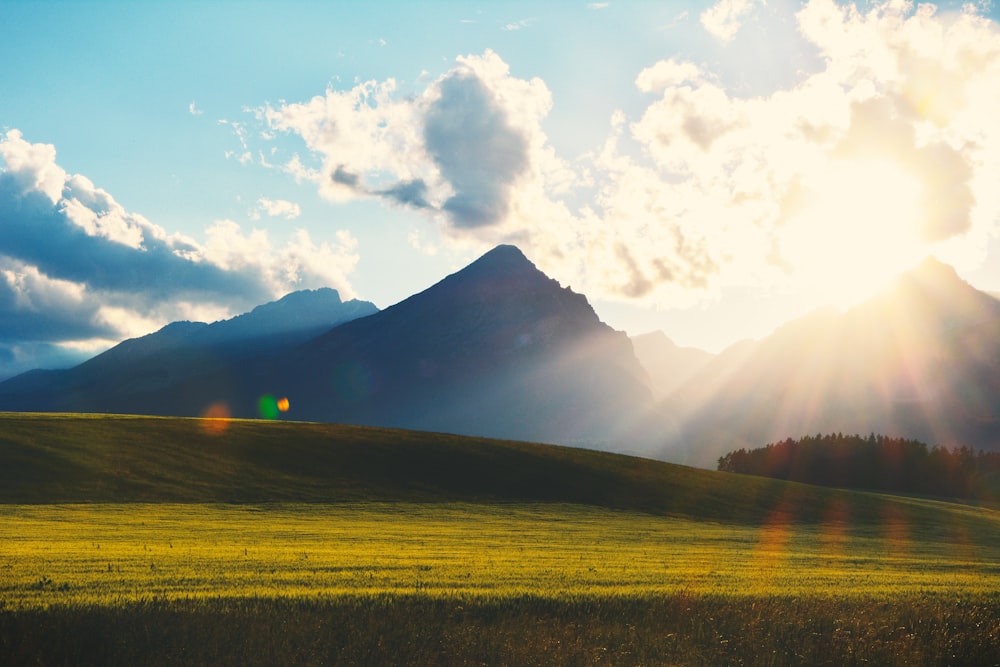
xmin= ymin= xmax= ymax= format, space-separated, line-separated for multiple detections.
xmin=717 ymin=433 xmax=1000 ymax=500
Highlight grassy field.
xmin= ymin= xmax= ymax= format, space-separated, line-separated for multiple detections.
xmin=3 ymin=413 xmax=1000 ymax=664
xmin=4 ymin=502 xmax=1000 ymax=608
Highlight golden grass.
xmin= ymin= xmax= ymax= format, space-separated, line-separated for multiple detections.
xmin=4 ymin=501 xmax=1000 ymax=611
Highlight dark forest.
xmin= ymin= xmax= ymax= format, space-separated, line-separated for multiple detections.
xmin=718 ymin=433 xmax=1000 ymax=500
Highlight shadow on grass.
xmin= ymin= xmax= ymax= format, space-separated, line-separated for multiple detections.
xmin=3 ymin=594 xmax=1000 ymax=666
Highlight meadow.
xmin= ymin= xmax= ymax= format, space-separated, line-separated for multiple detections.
xmin=5 ymin=501 xmax=1000 ymax=607
xmin=3 ymin=414 xmax=1000 ymax=664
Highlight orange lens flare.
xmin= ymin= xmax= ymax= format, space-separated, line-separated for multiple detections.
xmin=257 ymin=394 xmax=290 ymax=419
xmin=200 ymin=403 xmax=231 ymax=435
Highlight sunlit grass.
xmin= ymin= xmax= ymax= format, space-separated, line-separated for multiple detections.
xmin=4 ymin=501 xmax=1000 ymax=611
xmin=4 ymin=414 xmax=1000 ymax=662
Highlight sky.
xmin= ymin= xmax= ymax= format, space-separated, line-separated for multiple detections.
xmin=3 ymin=0 xmax=1000 ymax=380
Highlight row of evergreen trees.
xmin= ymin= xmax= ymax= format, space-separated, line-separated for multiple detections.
xmin=717 ymin=433 xmax=1000 ymax=499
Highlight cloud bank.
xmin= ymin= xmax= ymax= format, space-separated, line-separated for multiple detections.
xmin=257 ymin=0 xmax=1000 ymax=310
xmin=0 ymin=130 xmax=358 ymax=378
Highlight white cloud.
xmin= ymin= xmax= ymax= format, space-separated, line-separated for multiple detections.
xmin=700 ymin=0 xmax=754 ymax=42
xmin=1 ymin=259 xmax=87 ymax=317
xmin=202 ymin=220 xmax=358 ymax=298
xmin=263 ymin=77 xmax=429 ymax=204
xmin=188 ymin=101 xmax=204 ymax=116
xmin=251 ymin=3 xmax=1000 ymax=313
xmin=261 ymin=49 xmax=559 ymax=230
xmin=502 ymin=18 xmax=536 ymax=31
xmin=254 ymin=197 xmax=302 ymax=220
xmin=635 ymin=59 xmax=704 ymax=93
xmin=0 ymin=130 xmax=361 ymax=375
xmin=611 ymin=0 xmax=1000 ymax=300
xmin=0 ymin=130 xmax=67 ymax=202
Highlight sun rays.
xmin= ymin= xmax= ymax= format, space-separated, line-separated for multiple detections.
xmin=782 ymin=157 xmax=927 ymax=310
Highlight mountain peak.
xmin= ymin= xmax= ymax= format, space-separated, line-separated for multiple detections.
xmin=903 ymin=255 xmax=964 ymax=288
xmin=416 ymin=244 xmax=562 ymax=308
xmin=480 ymin=243 xmax=530 ymax=261
xmin=459 ymin=244 xmax=536 ymax=279
xmin=211 ymin=288 xmax=377 ymax=340
xmin=845 ymin=256 xmax=991 ymax=323
xmin=880 ymin=255 xmax=997 ymax=319
xmin=239 ymin=287 xmax=345 ymax=321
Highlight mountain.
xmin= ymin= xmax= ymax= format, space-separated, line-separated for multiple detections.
xmin=187 ymin=244 xmax=656 ymax=451
xmin=664 ymin=257 xmax=1000 ymax=466
xmin=631 ymin=331 xmax=713 ymax=398
xmin=0 ymin=246 xmax=657 ymax=453
xmin=0 ymin=288 xmax=378 ymax=413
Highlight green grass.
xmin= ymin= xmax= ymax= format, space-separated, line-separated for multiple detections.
xmin=0 ymin=412 xmax=988 ymax=524
xmin=3 ymin=413 xmax=1000 ymax=664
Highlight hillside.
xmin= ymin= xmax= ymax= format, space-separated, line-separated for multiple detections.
xmin=0 ymin=413 xmax=988 ymax=531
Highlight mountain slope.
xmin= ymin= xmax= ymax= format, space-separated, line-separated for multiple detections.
xmin=191 ymin=245 xmax=656 ymax=451
xmin=631 ymin=330 xmax=713 ymax=398
xmin=665 ymin=258 xmax=1000 ymax=466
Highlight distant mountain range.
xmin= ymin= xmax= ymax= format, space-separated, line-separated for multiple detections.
xmin=0 ymin=245 xmax=657 ymax=453
xmin=630 ymin=331 xmax=713 ymax=399
xmin=0 ymin=288 xmax=378 ymax=415
xmin=5 ymin=246 xmax=1000 ymax=467
xmin=663 ymin=258 xmax=1000 ymax=466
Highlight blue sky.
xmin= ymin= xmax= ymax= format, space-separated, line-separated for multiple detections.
xmin=3 ymin=0 xmax=1000 ymax=379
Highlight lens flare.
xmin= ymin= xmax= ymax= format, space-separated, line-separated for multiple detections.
xmin=257 ymin=394 xmax=280 ymax=420
xmin=277 ymin=397 xmax=290 ymax=412
xmin=880 ymin=503 xmax=910 ymax=561
xmin=818 ymin=497 xmax=850 ymax=557
xmin=200 ymin=403 xmax=231 ymax=435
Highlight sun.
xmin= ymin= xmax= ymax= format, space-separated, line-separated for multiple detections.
xmin=781 ymin=157 xmax=927 ymax=309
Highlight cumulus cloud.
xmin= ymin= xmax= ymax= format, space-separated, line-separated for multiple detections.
xmin=0 ymin=130 xmax=360 ymax=377
xmin=607 ymin=0 xmax=1000 ymax=301
xmin=424 ymin=70 xmax=530 ymax=227
xmin=0 ymin=130 xmax=66 ymax=202
xmin=635 ymin=59 xmax=704 ymax=93
xmin=262 ymin=50 xmax=549 ymax=231
xmin=253 ymin=2 xmax=1000 ymax=312
xmin=202 ymin=221 xmax=358 ymax=295
xmin=700 ymin=0 xmax=755 ymax=42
